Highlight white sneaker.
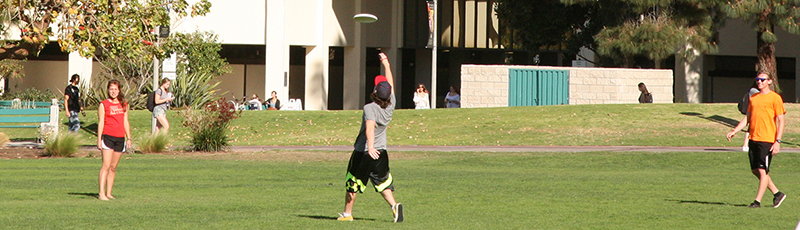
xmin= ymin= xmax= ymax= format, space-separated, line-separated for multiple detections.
xmin=743 ymin=146 xmax=749 ymax=152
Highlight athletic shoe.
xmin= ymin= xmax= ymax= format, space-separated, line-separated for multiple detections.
xmin=392 ymin=203 xmax=404 ymax=223
xmin=774 ymin=192 xmax=787 ymax=208
xmin=337 ymin=213 xmax=353 ymax=221
xmin=748 ymin=201 xmax=761 ymax=208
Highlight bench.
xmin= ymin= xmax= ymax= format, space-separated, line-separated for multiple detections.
xmin=0 ymin=99 xmax=60 ymax=137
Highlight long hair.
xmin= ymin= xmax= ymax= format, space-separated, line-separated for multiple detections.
xmin=638 ymin=82 xmax=649 ymax=94
xmin=418 ymin=84 xmax=428 ymax=94
xmin=107 ymin=80 xmax=127 ymax=111
xmin=160 ymin=78 xmax=171 ymax=93
xmin=370 ymin=92 xmax=391 ymax=109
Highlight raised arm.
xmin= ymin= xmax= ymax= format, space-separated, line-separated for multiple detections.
xmin=378 ymin=53 xmax=394 ymax=94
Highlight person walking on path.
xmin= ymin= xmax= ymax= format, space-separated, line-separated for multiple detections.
xmin=97 ymin=80 xmax=133 ymax=201
xmin=64 ymin=74 xmax=84 ymax=132
xmin=739 ymin=81 xmax=760 ymax=152
xmin=726 ymin=73 xmax=787 ymax=208
xmin=153 ymin=78 xmax=174 ymax=134
xmin=337 ymin=52 xmax=403 ymax=222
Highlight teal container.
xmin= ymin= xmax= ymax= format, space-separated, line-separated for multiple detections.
xmin=508 ymin=69 xmax=569 ymax=106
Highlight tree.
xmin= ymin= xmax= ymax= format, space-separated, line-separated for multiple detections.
xmin=0 ymin=0 xmax=211 ymax=61
xmin=496 ymin=0 xmax=725 ymax=68
xmin=723 ymin=0 xmax=800 ymax=93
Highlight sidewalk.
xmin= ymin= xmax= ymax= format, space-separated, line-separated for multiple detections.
xmin=228 ymin=145 xmax=800 ymax=153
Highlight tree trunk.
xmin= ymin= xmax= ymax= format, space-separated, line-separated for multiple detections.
xmin=757 ymin=11 xmax=780 ymax=92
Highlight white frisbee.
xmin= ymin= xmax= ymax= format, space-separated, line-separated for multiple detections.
xmin=353 ymin=13 xmax=378 ymax=23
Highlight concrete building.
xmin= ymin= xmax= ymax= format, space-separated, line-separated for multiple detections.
xmin=5 ymin=1 xmax=800 ymax=108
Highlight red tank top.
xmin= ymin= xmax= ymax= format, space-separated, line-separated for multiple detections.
xmin=101 ymin=99 xmax=127 ymax=138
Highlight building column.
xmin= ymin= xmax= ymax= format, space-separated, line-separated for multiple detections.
xmin=343 ymin=0 xmax=366 ymax=110
xmin=265 ymin=0 xmax=289 ymax=105
xmin=675 ymin=54 xmax=703 ymax=103
xmin=305 ymin=45 xmax=329 ymax=110
xmin=68 ymin=52 xmax=93 ymax=86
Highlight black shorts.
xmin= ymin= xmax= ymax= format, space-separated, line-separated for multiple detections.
xmin=345 ymin=150 xmax=394 ymax=193
xmin=748 ymin=140 xmax=774 ymax=173
xmin=101 ymin=134 xmax=127 ymax=152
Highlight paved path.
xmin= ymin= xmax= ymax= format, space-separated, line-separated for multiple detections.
xmin=229 ymin=145 xmax=800 ymax=153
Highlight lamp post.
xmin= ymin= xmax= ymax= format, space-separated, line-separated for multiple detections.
xmin=426 ymin=0 xmax=437 ymax=108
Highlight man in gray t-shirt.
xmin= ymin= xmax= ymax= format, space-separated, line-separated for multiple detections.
xmin=338 ymin=53 xmax=403 ymax=223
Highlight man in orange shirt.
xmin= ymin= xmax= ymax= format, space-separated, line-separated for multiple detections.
xmin=727 ymin=73 xmax=787 ymax=208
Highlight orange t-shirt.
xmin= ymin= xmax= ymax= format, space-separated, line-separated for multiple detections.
xmin=748 ymin=91 xmax=785 ymax=143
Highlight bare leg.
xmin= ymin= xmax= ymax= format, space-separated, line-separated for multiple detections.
xmin=98 ymin=149 xmax=115 ymax=200
xmin=344 ymin=192 xmax=357 ymax=214
xmin=104 ymin=151 xmax=123 ymax=199
xmin=743 ymin=132 xmax=749 ymax=149
xmin=752 ymin=168 xmax=778 ymax=202
xmin=380 ymin=189 xmax=398 ymax=207
xmin=156 ymin=115 xmax=170 ymax=134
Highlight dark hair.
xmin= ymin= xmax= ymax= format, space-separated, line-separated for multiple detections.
xmin=107 ymin=80 xmax=127 ymax=111
xmin=450 ymin=85 xmax=460 ymax=95
xmin=70 ymin=74 xmax=80 ymax=83
xmin=638 ymin=82 xmax=649 ymax=94
xmin=417 ymin=84 xmax=428 ymax=93
xmin=370 ymin=92 xmax=391 ymax=109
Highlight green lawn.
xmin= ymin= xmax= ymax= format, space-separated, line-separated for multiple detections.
xmin=2 ymin=150 xmax=800 ymax=229
xmin=3 ymin=103 xmax=799 ymax=147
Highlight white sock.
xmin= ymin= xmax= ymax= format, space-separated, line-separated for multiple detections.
xmin=341 ymin=213 xmax=351 ymax=217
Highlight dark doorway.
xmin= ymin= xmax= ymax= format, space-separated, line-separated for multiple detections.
xmin=364 ymin=48 xmax=382 ymax=105
xmin=289 ymin=46 xmax=306 ymax=108
xmin=328 ymin=47 xmax=344 ymax=110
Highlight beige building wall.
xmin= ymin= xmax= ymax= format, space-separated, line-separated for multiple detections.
xmin=10 ymin=61 xmax=69 ymax=97
xmin=461 ymin=65 xmax=673 ymax=108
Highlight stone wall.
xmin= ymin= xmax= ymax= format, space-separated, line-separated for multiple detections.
xmin=461 ymin=65 xmax=673 ymax=108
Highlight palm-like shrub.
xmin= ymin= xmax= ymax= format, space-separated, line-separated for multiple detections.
xmin=43 ymin=133 xmax=79 ymax=157
xmin=171 ymin=72 xmax=222 ymax=110
xmin=138 ymin=133 xmax=169 ymax=153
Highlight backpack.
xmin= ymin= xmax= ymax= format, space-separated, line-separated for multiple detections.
xmin=737 ymin=93 xmax=749 ymax=115
xmin=146 ymin=90 xmax=157 ymax=112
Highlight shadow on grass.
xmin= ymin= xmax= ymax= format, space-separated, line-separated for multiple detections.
xmin=68 ymin=192 xmax=99 ymax=199
xmin=666 ymin=199 xmax=748 ymax=207
xmin=81 ymin=123 xmax=98 ymax=137
xmin=297 ymin=215 xmax=376 ymax=221
xmin=679 ymin=112 xmax=738 ymax=128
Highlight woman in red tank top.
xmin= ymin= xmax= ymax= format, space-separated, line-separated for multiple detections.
xmin=96 ymin=80 xmax=132 ymax=201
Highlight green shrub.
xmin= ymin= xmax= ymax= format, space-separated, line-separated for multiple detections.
xmin=2 ymin=88 xmax=57 ymax=101
xmin=43 ymin=133 xmax=79 ymax=157
xmin=179 ymin=98 xmax=241 ymax=151
xmin=138 ymin=133 xmax=169 ymax=153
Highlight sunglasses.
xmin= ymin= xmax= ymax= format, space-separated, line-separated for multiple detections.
xmin=755 ymin=77 xmax=768 ymax=82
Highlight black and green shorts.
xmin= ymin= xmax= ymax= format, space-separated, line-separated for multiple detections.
xmin=345 ymin=150 xmax=394 ymax=193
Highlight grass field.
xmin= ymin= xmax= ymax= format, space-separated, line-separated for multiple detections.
xmin=2 ymin=103 xmax=800 ymax=147
xmin=2 ymin=150 xmax=800 ymax=229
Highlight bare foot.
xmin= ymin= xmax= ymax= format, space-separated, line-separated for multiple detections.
xmin=98 ymin=196 xmax=110 ymax=201
xmin=107 ymin=195 xmax=116 ymax=200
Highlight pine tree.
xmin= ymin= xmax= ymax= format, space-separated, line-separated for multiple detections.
xmin=722 ymin=0 xmax=800 ymax=93
xmin=565 ymin=0 xmax=724 ymax=68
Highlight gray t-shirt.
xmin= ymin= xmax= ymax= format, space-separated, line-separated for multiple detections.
xmin=353 ymin=94 xmax=395 ymax=151
xmin=154 ymin=88 xmax=170 ymax=111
